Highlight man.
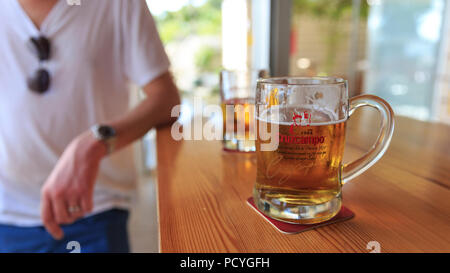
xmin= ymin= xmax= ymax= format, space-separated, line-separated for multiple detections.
xmin=0 ymin=0 xmax=180 ymax=252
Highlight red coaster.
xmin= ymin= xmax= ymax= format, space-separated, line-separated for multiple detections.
xmin=247 ymin=197 xmax=354 ymax=234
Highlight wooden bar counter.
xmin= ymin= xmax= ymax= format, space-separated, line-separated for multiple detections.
xmin=156 ymin=111 xmax=450 ymax=253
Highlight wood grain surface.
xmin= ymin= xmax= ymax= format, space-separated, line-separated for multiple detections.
xmin=156 ymin=110 xmax=450 ymax=253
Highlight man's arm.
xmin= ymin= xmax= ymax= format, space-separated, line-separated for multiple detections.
xmin=108 ymin=71 xmax=180 ymax=151
xmin=41 ymin=71 xmax=180 ymax=239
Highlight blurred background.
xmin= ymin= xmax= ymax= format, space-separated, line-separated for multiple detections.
xmin=130 ymin=0 xmax=450 ymax=252
xmin=146 ymin=0 xmax=450 ymax=123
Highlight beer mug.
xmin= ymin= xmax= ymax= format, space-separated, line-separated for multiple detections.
xmin=254 ymin=77 xmax=394 ymax=224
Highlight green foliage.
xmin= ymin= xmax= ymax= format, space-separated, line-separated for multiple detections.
xmin=153 ymin=0 xmax=222 ymax=99
xmin=155 ymin=0 xmax=222 ymax=44
xmin=293 ymin=0 xmax=369 ymax=20
xmin=195 ymin=45 xmax=222 ymax=73
xmin=292 ymin=0 xmax=369 ymax=75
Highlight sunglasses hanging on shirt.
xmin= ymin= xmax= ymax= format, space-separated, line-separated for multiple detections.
xmin=27 ymin=36 xmax=51 ymax=94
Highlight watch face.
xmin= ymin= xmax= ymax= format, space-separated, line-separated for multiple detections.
xmin=98 ymin=125 xmax=116 ymax=139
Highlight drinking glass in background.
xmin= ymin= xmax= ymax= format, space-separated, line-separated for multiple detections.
xmin=220 ymin=70 xmax=269 ymax=152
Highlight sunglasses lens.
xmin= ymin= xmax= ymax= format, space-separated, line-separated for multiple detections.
xmin=30 ymin=36 xmax=51 ymax=61
xmin=27 ymin=69 xmax=51 ymax=94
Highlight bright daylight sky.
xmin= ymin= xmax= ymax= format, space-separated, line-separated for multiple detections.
xmin=146 ymin=0 xmax=207 ymax=16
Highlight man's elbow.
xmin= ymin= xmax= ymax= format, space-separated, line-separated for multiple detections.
xmin=159 ymin=78 xmax=181 ymax=128
xmin=165 ymin=87 xmax=181 ymax=126
xmin=143 ymin=72 xmax=181 ymax=128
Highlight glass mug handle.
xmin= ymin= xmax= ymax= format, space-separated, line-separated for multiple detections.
xmin=342 ymin=94 xmax=395 ymax=184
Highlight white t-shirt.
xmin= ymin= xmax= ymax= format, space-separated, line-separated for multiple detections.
xmin=0 ymin=0 xmax=170 ymax=226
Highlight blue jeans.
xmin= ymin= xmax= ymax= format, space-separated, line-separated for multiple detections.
xmin=0 ymin=209 xmax=129 ymax=253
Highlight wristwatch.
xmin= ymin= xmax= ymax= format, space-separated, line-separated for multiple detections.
xmin=90 ymin=125 xmax=117 ymax=155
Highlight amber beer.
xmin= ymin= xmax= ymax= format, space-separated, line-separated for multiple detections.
xmin=255 ymin=107 xmax=346 ymax=224
xmin=254 ymin=76 xmax=394 ymax=225
xmin=221 ymin=98 xmax=255 ymax=152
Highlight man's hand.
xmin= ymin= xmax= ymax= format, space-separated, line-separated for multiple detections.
xmin=41 ymin=131 xmax=106 ymax=239
xmin=40 ymin=71 xmax=179 ymax=240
